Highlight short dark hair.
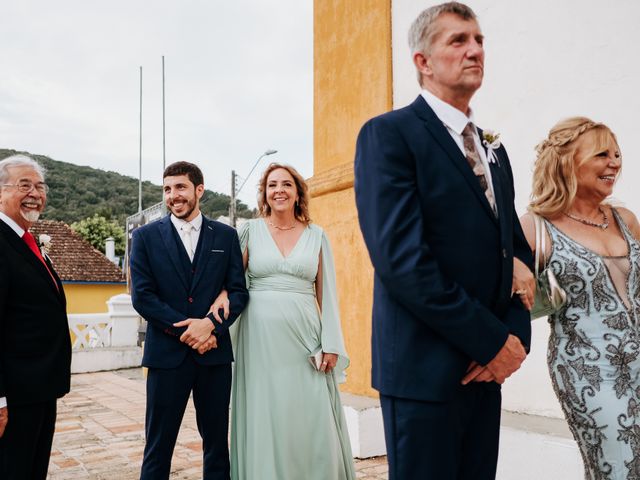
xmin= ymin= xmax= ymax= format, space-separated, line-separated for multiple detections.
xmin=163 ymin=161 xmax=204 ymax=187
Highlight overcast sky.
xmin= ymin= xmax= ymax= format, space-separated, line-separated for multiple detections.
xmin=0 ymin=1 xmax=313 ymax=207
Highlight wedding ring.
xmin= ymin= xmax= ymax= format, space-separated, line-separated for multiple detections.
xmin=515 ymin=289 xmax=527 ymax=295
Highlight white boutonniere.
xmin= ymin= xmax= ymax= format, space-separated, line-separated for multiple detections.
xmin=482 ymin=130 xmax=501 ymax=165
xmin=39 ymin=234 xmax=52 ymax=257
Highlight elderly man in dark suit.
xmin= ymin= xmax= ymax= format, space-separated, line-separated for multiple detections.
xmin=130 ymin=161 xmax=248 ymax=480
xmin=0 ymin=154 xmax=71 ymax=479
xmin=354 ymin=3 xmax=535 ymax=479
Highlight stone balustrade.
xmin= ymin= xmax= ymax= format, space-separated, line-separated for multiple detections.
xmin=69 ymin=293 xmax=143 ymax=373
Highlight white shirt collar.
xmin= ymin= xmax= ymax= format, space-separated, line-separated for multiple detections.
xmin=170 ymin=212 xmax=203 ymax=232
xmin=420 ymin=89 xmax=476 ymax=135
xmin=0 ymin=211 xmax=25 ymax=237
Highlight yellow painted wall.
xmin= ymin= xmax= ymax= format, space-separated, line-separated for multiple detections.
xmin=312 ymin=0 xmax=392 ymax=397
xmin=63 ymin=283 xmax=127 ymax=314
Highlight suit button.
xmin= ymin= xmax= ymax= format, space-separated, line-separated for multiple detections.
xmin=188 ymin=297 xmax=194 ymax=303
xmin=502 ymin=248 xmax=507 ymax=258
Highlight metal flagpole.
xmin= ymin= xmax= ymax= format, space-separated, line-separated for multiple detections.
xmin=138 ymin=66 xmax=143 ymax=213
xmin=162 ymin=56 xmax=166 ymax=172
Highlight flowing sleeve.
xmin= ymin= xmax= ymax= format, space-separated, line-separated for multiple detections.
xmin=237 ymin=220 xmax=250 ymax=255
xmin=319 ymin=229 xmax=350 ymax=383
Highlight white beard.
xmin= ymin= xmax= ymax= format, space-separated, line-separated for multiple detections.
xmin=21 ymin=210 xmax=40 ymax=223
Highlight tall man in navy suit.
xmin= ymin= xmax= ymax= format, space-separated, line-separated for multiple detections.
xmin=130 ymin=161 xmax=248 ymax=480
xmin=355 ymin=3 xmax=534 ymax=479
xmin=0 ymin=155 xmax=71 ymax=480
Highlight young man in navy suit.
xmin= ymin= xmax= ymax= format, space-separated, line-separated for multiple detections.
xmin=130 ymin=161 xmax=248 ymax=480
xmin=355 ymin=3 xmax=535 ymax=479
xmin=0 ymin=155 xmax=71 ymax=480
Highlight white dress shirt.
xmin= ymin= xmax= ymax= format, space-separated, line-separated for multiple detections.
xmin=420 ymin=89 xmax=496 ymax=202
xmin=0 ymin=213 xmax=27 ymax=408
xmin=170 ymin=212 xmax=203 ymax=262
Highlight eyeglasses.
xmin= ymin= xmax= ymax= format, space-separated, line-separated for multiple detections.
xmin=2 ymin=181 xmax=49 ymax=194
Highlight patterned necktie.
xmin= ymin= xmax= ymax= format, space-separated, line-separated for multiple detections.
xmin=180 ymin=223 xmax=195 ymax=261
xmin=22 ymin=231 xmax=59 ymax=290
xmin=461 ymin=122 xmax=497 ymax=215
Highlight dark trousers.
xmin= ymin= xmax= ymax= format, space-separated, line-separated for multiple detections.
xmin=140 ymin=356 xmax=232 ymax=480
xmin=0 ymin=400 xmax=57 ymax=480
xmin=381 ymin=384 xmax=501 ymax=480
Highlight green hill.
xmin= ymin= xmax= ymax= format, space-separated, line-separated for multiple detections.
xmin=0 ymin=149 xmax=253 ymax=225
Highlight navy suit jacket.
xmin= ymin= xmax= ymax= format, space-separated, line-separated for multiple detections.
xmin=0 ymin=220 xmax=71 ymax=406
xmin=130 ymin=214 xmax=248 ymax=369
xmin=354 ymin=96 xmax=533 ymax=402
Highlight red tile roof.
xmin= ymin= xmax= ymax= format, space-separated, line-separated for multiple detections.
xmin=30 ymin=220 xmax=125 ymax=283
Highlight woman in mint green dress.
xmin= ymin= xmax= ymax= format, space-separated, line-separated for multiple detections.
xmin=212 ymin=163 xmax=355 ymax=480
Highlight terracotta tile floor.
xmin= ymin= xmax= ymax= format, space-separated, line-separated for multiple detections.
xmin=47 ymin=370 xmax=388 ymax=479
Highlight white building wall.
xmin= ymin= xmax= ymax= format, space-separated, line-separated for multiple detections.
xmin=392 ymin=0 xmax=640 ymax=416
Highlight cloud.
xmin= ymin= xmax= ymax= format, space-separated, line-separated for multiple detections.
xmin=0 ymin=0 xmax=312 ymax=206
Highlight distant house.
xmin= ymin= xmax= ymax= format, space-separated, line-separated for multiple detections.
xmin=30 ymin=220 xmax=127 ymax=314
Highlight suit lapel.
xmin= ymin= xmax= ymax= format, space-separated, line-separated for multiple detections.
xmin=0 ymin=222 xmax=64 ymax=300
xmin=191 ymin=217 xmax=215 ymax=292
xmin=159 ymin=217 xmax=190 ymax=291
xmin=44 ymin=255 xmax=66 ymax=304
xmin=412 ymin=96 xmax=498 ymax=225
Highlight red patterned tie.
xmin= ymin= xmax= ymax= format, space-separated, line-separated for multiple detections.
xmin=22 ymin=231 xmax=59 ymax=290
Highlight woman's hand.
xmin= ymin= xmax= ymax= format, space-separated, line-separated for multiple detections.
xmin=512 ymin=257 xmax=536 ymax=310
xmin=320 ymin=352 xmax=338 ymax=374
xmin=209 ymin=289 xmax=229 ymax=323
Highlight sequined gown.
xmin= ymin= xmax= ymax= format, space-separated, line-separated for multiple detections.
xmin=546 ymin=210 xmax=640 ymax=479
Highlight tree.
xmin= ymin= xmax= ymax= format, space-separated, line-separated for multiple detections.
xmin=71 ymin=214 xmax=126 ymax=256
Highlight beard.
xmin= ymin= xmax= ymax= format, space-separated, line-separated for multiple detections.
xmin=21 ymin=210 xmax=40 ymax=223
xmin=169 ymin=198 xmax=196 ymax=220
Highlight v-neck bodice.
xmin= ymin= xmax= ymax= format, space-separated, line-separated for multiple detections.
xmin=545 ymin=209 xmax=640 ymax=317
xmin=239 ymin=219 xmax=322 ymax=295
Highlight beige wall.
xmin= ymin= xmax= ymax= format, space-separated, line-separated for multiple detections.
xmin=311 ymin=0 xmax=392 ymax=397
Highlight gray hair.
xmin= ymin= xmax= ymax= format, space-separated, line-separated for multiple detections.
xmin=408 ymin=2 xmax=477 ymax=84
xmin=0 ymin=154 xmax=46 ymax=186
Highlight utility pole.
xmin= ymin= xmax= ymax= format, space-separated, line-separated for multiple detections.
xmin=229 ymin=149 xmax=278 ymax=228
xmin=229 ymin=170 xmax=237 ymax=227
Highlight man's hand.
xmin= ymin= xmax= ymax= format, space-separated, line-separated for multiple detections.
xmin=174 ymin=317 xmax=215 ymax=349
xmin=197 ymin=335 xmax=218 ymax=354
xmin=0 ymin=407 xmax=7 ymax=438
xmin=512 ymin=257 xmax=536 ymax=310
xmin=461 ymin=361 xmax=496 ymax=385
xmin=485 ymin=334 xmax=527 ymax=384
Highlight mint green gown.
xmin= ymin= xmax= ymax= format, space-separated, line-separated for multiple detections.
xmin=230 ymin=219 xmax=355 ymax=480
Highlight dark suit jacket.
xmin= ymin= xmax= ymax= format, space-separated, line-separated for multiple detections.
xmin=354 ymin=96 xmax=533 ymax=402
xmin=130 ymin=214 xmax=248 ymax=368
xmin=0 ymin=220 xmax=71 ymax=406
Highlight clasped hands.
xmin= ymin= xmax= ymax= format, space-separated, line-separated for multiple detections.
xmin=461 ymin=334 xmax=526 ymax=385
xmin=173 ymin=291 xmax=231 ymax=354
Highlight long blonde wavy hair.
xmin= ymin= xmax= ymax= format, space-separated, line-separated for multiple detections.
xmin=529 ymin=116 xmax=620 ymax=218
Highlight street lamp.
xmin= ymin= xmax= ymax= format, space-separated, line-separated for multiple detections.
xmin=230 ymin=149 xmax=278 ymax=227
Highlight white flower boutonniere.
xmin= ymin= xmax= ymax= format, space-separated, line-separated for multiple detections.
xmin=39 ymin=234 xmax=52 ymax=257
xmin=482 ymin=129 xmax=501 ymax=165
